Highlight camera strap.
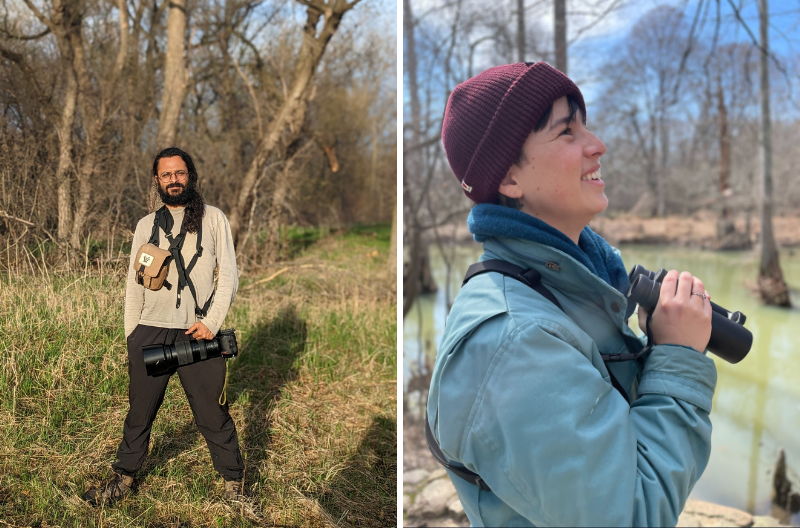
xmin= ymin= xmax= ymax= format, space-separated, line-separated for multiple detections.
xmin=425 ymin=259 xmax=643 ymax=492
xmin=150 ymin=207 xmax=214 ymax=317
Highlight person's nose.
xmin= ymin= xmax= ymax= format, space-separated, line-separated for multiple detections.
xmin=584 ymin=131 xmax=606 ymax=159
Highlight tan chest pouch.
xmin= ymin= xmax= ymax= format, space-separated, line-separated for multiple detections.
xmin=134 ymin=243 xmax=173 ymax=291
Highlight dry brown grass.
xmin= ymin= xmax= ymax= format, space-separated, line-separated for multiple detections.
xmin=0 ymin=228 xmax=396 ymax=527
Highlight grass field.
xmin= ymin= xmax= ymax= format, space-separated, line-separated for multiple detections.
xmin=0 ymin=224 xmax=397 ymax=527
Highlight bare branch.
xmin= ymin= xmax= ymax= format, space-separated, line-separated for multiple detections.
xmin=567 ymin=0 xmax=625 ymax=46
xmin=725 ymin=0 xmax=788 ymax=76
xmin=20 ymin=0 xmax=54 ymax=32
xmin=0 ymin=210 xmax=35 ymax=227
xmin=234 ymin=56 xmax=263 ymax=139
xmin=0 ymin=27 xmax=51 ymax=40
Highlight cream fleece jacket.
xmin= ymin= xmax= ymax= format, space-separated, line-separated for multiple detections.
xmin=124 ymin=205 xmax=238 ymax=337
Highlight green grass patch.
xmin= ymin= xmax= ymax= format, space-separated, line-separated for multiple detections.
xmin=0 ymin=230 xmax=397 ymax=527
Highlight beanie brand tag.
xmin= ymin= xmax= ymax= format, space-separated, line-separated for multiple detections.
xmin=461 ymin=179 xmax=473 ymax=193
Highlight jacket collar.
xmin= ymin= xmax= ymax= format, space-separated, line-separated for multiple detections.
xmin=481 ymin=236 xmax=631 ymax=324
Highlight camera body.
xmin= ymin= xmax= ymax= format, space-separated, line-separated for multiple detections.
xmin=143 ymin=328 xmax=238 ymax=377
xmin=627 ymin=265 xmax=752 ymax=364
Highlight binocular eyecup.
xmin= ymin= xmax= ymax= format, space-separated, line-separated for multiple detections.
xmin=627 ymin=265 xmax=752 ymax=364
xmin=143 ymin=328 xmax=238 ymax=377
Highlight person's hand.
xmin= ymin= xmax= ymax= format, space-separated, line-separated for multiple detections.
xmin=637 ymin=270 xmax=712 ymax=353
xmin=186 ymin=321 xmax=214 ymax=340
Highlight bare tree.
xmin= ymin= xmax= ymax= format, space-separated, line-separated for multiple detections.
xmin=0 ymin=0 xmax=395 ymax=272
xmin=554 ymin=0 xmax=566 ymax=73
xmin=755 ymin=0 xmax=790 ymax=306
xmin=227 ymin=0 xmax=362 ymax=247
xmin=517 ymin=0 xmax=525 ymax=62
xmin=389 ymin=200 xmax=397 ymax=279
xmin=600 ymin=5 xmax=700 ymax=217
xmin=156 ymin=0 xmax=188 ymax=150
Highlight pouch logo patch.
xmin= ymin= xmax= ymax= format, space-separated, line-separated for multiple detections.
xmin=139 ymin=253 xmax=154 ymax=267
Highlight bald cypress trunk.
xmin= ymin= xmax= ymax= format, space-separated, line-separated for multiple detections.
xmin=756 ymin=0 xmax=790 ymax=306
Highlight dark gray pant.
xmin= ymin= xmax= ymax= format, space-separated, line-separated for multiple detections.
xmin=112 ymin=324 xmax=244 ymax=481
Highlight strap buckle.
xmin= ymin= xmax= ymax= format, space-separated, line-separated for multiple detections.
xmin=601 ymin=353 xmax=637 ymax=362
xmin=474 ymin=477 xmax=491 ymax=491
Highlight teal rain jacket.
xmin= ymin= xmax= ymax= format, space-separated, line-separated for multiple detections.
xmin=426 ymin=236 xmax=717 ymax=527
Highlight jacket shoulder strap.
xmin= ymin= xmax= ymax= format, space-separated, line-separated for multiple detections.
xmin=463 ymin=259 xmax=564 ymax=311
xmin=425 ymin=415 xmax=491 ymax=492
xmin=426 ymin=258 xmax=636 ymax=491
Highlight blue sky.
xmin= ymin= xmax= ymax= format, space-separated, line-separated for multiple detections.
xmin=544 ymin=0 xmax=800 ymax=106
xmin=404 ymin=0 xmax=800 ymax=117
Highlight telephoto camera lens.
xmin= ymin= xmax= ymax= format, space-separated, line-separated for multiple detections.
xmin=143 ymin=329 xmax=238 ymax=377
xmin=627 ymin=273 xmax=752 ymax=364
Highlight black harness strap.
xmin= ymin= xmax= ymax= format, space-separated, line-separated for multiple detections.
xmin=426 ymin=416 xmax=491 ymax=491
xmin=463 ymin=260 xmax=564 ymax=311
xmin=428 ymin=259 xmax=644 ymax=492
xmin=150 ymin=207 xmax=213 ymax=317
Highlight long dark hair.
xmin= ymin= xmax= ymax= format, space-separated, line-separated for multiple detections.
xmin=152 ymin=147 xmax=205 ymax=234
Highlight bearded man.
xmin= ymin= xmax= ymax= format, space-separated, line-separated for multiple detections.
xmin=83 ymin=147 xmax=244 ymax=505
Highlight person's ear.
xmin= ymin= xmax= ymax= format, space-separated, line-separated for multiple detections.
xmin=498 ymin=169 xmax=523 ymax=200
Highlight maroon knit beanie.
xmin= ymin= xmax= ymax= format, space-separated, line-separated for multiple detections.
xmin=442 ymin=62 xmax=586 ymax=204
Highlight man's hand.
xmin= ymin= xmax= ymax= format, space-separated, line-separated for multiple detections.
xmin=186 ymin=321 xmax=214 ymax=340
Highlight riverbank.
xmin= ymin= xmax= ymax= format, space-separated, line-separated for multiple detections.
xmin=402 ymin=422 xmax=791 ymax=527
xmin=432 ymin=211 xmax=800 ymax=249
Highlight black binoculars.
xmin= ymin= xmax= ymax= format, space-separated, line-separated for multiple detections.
xmin=627 ymin=265 xmax=752 ymax=364
xmin=143 ymin=328 xmax=239 ymax=377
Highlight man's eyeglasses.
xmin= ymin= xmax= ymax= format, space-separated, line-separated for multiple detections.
xmin=158 ymin=170 xmax=188 ymax=183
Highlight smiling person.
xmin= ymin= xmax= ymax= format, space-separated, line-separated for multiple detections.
xmin=82 ymin=147 xmax=244 ymax=506
xmin=426 ymin=63 xmax=716 ymax=527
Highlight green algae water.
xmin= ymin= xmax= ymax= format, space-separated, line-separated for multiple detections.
xmin=404 ymin=244 xmax=800 ymax=522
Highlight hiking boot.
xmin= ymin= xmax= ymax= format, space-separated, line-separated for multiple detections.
xmin=82 ymin=472 xmax=136 ymax=506
xmin=223 ymin=479 xmax=244 ymax=502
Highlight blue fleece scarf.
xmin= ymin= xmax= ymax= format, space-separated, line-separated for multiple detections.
xmin=468 ymin=203 xmax=631 ymax=295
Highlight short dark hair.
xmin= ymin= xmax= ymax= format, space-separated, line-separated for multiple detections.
xmin=513 ymin=94 xmax=585 ymax=168
xmin=498 ymin=95 xmax=586 ymax=208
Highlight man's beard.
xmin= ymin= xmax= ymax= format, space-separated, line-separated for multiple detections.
xmin=158 ymin=181 xmax=198 ymax=206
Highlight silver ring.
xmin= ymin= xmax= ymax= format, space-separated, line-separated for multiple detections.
xmin=692 ymin=292 xmax=707 ymax=300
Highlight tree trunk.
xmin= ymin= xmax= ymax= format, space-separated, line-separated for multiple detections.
xmin=68 ymin=16 xmax=103 ymax=248
xmin=261 ymin=172 xmax=289 ymax=265
xmin=657 ymin=114 xmax=668 ymax=217
xmin=404 ymin=0 xmax=420 ymax=144
xmin=715 ymin=77 xmax=748 ymax=249
xmin=771 ymin=448 xmax=800 ymax=523
xmin=371 ymin=118 xmax=379 ymax=221
xmin=51 ymin=0 xmax=80 ymax=242
xmin=56 ymin=62 xmax=77 ymax=242
xmin=757 ymin=0 xmax=790 ymax=306
xmin=402 ymin=225 xmax=420 ymax=318
xmin=717 ymin=79 xmax=730 ymax=211
xmin=70 ymin=146 xmax=99 ymax=248
xmin=228 ymin=0 xmax=359 ymax=245
xmin=388 ymin=200 xmax=397 ymax=280
xmin=403 ymin=0 xmax=423 ymax=318
xmin=554 ymin=0 xmax=567 ymax=73
xmin=517 ymin=0 xmax=525 ymax=63
xmin=115 ymin=0 xmax=129 ymax=76
xmin=156 ymin=0 xmax=187 ymax=150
